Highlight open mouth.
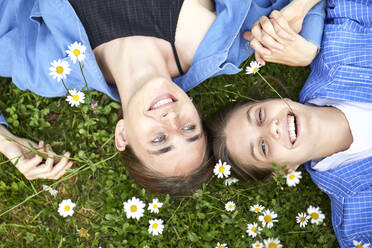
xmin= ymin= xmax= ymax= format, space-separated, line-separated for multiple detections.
xmin=148 ymin=94 xmax=178 ymax=111
xmin=287 ymin=113 xmax=297 ymax=144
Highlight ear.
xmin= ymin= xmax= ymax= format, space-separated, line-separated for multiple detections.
xmin=115 ymin=119 xmax=128 ymax=151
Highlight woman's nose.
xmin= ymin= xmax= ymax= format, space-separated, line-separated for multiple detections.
xmin=269 ymin=119 xmax=280 ymax=139
xmin=161 ymin=111 xmax=179 ymax=129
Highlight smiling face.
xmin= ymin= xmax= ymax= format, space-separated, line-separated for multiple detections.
xmin=224 ymin=99 xmax=321 ymax=171
xmin=115 ymin=77 xmax=206 ymax=177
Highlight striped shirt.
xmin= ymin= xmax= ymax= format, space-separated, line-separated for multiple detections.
xmin=299 ymin=0 xmax=372 ymax=247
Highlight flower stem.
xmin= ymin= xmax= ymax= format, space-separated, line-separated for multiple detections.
xmin=79 ymin=61 xmax=88 ymax=91
xmin=60 ymin=79 xmax=70 ymax=94
xmin=257 ymin=71 xmax=294 ymax=112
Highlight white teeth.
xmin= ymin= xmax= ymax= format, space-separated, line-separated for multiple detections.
xmin=288 ymin=115 xmax=297 ymax=143
xmin=152 ymin=98 xmax=173 ymax=109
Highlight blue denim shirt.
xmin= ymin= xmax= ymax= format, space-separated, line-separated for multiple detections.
xmin=0 ymin=0 xmax=325 ymax=125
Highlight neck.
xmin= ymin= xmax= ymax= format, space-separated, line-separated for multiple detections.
xmin=94 ymin=37 xmax=173 ymax=108
xmin=310 ymin=106 xmax=353 ymax=160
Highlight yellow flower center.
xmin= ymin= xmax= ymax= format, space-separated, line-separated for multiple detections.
xmin=300 ymin=216 xmax=306 ymax=222
xmin=78 ymin=228 xmax=88 ymax=237
xmin=73 ymin=49 xmax=80 ymax=56
xmin=264 ymin=215 xmax=272 ymax=223
xmin=289 ymin=174 xmax=295 ymax=180
xmin=64 ymin=205 xmax=70 ymax=211
xmin=268 ymin=243 xmax=277 ymax=248
xmin=218 ymin=246 xmax=224 ymax=248
xmin=56 ymin=66 xmax=64 ymax=74
xmin=253 ymin=67 xmax=258 ymax=72
xmin=254 ymin=208 xmax=260 ymax=212
xmin=251 ymin=227 xmax=257 ymax=232
xmin=228 ymin=205 xmax=233 ymax=209
xmin=153 ymin=204 xmax=158 ymax=209
xmin=152 ymin=223 xmax=158 ymax=229
xmin=72 ymin=95 xmax=79 ymax=101
xmin=255 ymin=245 xmax=261 ymax=248
xmin=219 ymin=166 xmax=225 ymax=173
xmin=311 ymin=212 xmax=319 ymax=220
xmin=130 ymin=205 xmax=137 ymax=212
xmin=356 ymin=245 xmax=363 ymax=248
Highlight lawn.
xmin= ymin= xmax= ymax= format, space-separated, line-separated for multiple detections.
xmin=0 ymin=58 xmax=339 ymax=247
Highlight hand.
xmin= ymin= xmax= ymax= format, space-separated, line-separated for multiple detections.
xmin=0 ymin=125 xmax=73 ymax=180
xmin=244 ymin=11 xmax=317 ymax=66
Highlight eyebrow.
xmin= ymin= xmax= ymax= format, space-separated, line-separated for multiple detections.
xmin=247 ymin=106 xmax=260 ymax=163
xmin=148 ymin=133 xmax=202 ymax=156
xmin=246 ymin=104 xmax=253 ymax=124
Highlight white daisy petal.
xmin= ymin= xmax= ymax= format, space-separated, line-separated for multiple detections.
xmin=246 ymin=222 xmax=262 ymax=238
xmin=123 ymin=197 xmax=146 ymax=220
xmin=148 ymin=218 xmax=164 ymax=236
xmin=216 ymin=242 xmax=228 ymax=248
xmin=296 ymin=212 xmax=310 ymax=228
xmin=66 ymin=41 xmax=87 ymax=64
xmin=263 ymin=237 xmax=282 ymax=248
xmin=245 ymin=61 xmax=262 ymax=74
xmin=353 ymin=240 xmax=371 ymax=248
xmin=225 ymin=201 xmax=236 ymax=212
xmin=224 ymin=177 xmax=239 ymax=186
xmin=307 ymin=205 xmax=325 ymax=225
xmin=285 ymin=171 xmax=302 ymax=187
xmin=258 ymin=209 xmax=278 ymax=229
xmin=250 ymin=204 xmax=265 ymax=213
xmin=252 ymin=241 xmax=264 ymax=248
xmin=213 ymin=159 xmax=231 ymax=178
xmin=66 ymin=89 xmax=85 ymax=107
xmin=148 ymin=198 xmax=163 ymax=214
xmin=58 ymin=199 xmax=76 ymax=217
xmin=49 ymin=59 xmax=71 ymax=82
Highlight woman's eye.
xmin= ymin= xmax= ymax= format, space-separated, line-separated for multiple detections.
xmin=182 ymin=125 xmax=196 ymax=131
xmin=152 ymin=135 xmax=166 ymax=143
xmin=258 ymin=108 xmax=263 ymax=123
xmin=261 ymin=140 xmax=266 ymax=155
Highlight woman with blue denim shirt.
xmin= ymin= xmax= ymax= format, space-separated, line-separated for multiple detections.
xmin=0 ymin=0 xmax=324 ymax=194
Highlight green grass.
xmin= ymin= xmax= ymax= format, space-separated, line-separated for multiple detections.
xmin=0 ymin=58 xmax=338 ymax=248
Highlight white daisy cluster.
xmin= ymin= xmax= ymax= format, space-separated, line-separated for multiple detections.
xmin=295 ymin=205 xmax=325 ymax=228
xmin=245 ymin=204 xmax=282 ymax=247
xmin=48 ymin=41 xmax=87 ymax=107
xmin=123 ymin=197 xmax=165 ymax=236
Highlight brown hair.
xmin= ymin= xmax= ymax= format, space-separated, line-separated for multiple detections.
xmin=209 ymin=101 xmax=273 ymax=182
xmin=120 ymin=122 xmax=213 ymax=196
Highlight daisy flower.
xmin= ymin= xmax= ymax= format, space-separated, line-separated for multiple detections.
xmin=123 ymin=197 xmax=145 ymax=220
xmin=148 ymin=198 xmax=163 ymax=214
xmin=49 ymin=59 xmax=71 ymax=82
xmin=245 ymin=61 xmax=262 ymax=74
xmin=42 ymin=184 xmax=58 ymax=197
xmin=225 ymin=201 xmax=236 ymax=212
xmin=296 ymin=212 xmax=310 ymax=228
xmin=285 ymin=171 xmax=302 ymax=187
xmin=224 ymin=177 xmax=239 ymax=186
xmin=263 ymin=238 xmax=282 ymax=248
xmin=258 ymin=209 xmax=278 ymax=228
xmin=66 ymin=89 xmax=85 ymax=107
xmin=246 ymin=222 xmax=262 ymax=238
xmin=76 ymin=227 xmax=89 ymax=237
xmin=148 ymin=218 xmax=164 ymax=236
xmin=353 ymin=240 xmax=371 ymax=248
xmin=66 ymin=41 xmax=86 ymax=64
xmin=213 ymin=159 xmax=231 ymax=178
xmin=252 ymin=241 xmax=264 ymax=248
xmin=216 ymin=242 xmax=228 ymax=248
xmin=58 ymin=199 xmax=76 ymax=217
xmin=250 ymin=204 xmax=265 ymax=213
xmin=307 ymin=206 xmax=325 ymax=225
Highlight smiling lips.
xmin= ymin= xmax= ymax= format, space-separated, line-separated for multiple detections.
xmin=148 ymin=94 xmax=177 ymax=111
xmin=288 ymin=113 xmax=297 ymax=144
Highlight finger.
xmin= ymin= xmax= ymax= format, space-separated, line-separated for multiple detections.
xmin=270 ymin=11 xmax=297 ymax=40
xmin=251 ymin=20 xmax=263 ymax=42
xmin=50 ymin=161 xmax=73 ymax=180
xmin=260 ymin=30 xmax=284 ymax=51
xmin=250 ymin=38 xmax=271 ymax=56
xmin=243 ymin=31 xmax=253 ymax=41
xmin=17 ymin=152 xmax=43 ymax=174
xmin=44 ymin=152 xmax=71 ymax=178
xmin=255 ymin=52 xmax=266 ymax=66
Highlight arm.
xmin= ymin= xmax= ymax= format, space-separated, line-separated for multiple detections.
xmin=0 ymin=124 xmax=73 ymax=180
xmin=245 ymin=0 xmax=325 ymax=66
